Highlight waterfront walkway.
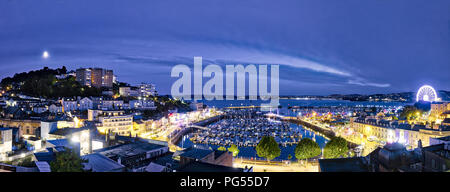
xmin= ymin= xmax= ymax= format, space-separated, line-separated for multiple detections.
xmin=168 ymin=115 xmax=223 ymax=146
xmin=283 ymin=116 xmax=359 ymax=149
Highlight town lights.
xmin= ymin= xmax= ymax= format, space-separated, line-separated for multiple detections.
xmin=365 ymin=126 xmax=371 ymax=133
xmin=74 ymin=116 xmax=80 ymax=128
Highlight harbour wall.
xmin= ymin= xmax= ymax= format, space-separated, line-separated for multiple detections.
xmin=283 ymin=116 xmax=358 ymax=149
xmin=169 ymin=115 xmax=223 ymax=145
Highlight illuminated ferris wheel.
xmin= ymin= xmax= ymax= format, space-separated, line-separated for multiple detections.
xmin=416 ymin=85 xmax=438 ymax=102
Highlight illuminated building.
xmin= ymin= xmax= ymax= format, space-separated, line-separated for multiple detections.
xmin=76 ymin=68 xmax=91 ymax=87
xmin=0 ymin=119 xmax=40 ymax=138
xmin=119 ymin=86 xmax=139 ymax=97
xmin=96 ymin=110 xmax=133 ymax=136
xmin=430 ymin=102 xmax=450 ymax=122
xmin=139 ymin=83 xmax=156 ymax=97
xmin=61 ymin=98 xmax=77 ymax=112
xmin=350 ymin=117 xmax=450 ymax=148
xmin=129 ymin=99 xmax=155 ymax=110
xmin=0 ymin=128 xmax=12 ymax=155
xmin=190 ymin=102 xmax=204 ymax=111
xmin=79 ymin=97 xmax=93 ymax=111
xmin=101 ymin=69 xmax=113 ymax=87
xmin=76 ymin=68 xmax=113 ymax=88
xmin=101 ymin=99 xmax=124 ymax=110
xmin=40 ymin=121 xmax=58 ymax=140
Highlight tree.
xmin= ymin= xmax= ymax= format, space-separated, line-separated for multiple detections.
xmin=294 ymin=138 xmax=321 ymax=160
xmin=399 ymin=105 xmax=423 ymax=120
xmin=227 ymin=144 xmax=240 ymax=157
xmin=217 ymin=146 xmax=227 ymax=151
xmin=256 ymin=136 xmax=281 ymax=161
xmin=17 ymin=156 xmax=35 ymax=167
xmin=50 ymin=148 xmax=87 ymax=172
xmin=323 ymin=137 xmax=349 ymax=159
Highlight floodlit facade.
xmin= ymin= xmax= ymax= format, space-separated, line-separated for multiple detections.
xmin=430 ymin=102 xmax=449 ymax=121
xmin=96 ymin=111 xmax=133 ymax=136
xmin=350 ymin=117 xmax=450 ymax=149
xmin=0 ymin=128 xmax=12 ymax=154
xmin=139 ymin=83 xmax=156 ymax=97
xmin=119 ymin=87 xmax=139 ymax=97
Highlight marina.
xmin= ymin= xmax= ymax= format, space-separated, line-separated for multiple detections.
xmin=178 ymin=109 xmax=329 ymax=161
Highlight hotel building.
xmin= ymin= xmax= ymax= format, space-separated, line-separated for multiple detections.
xmin=76 ymin=68 xmax=113 ymax=88
xmin=139 ymin=83 xmax=156 ymax=97
xmin=95 ymin=110 xmax=133 ymax=136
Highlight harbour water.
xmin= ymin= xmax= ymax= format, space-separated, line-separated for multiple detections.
xmin=201 ymin=99 xmax=410 ymax=116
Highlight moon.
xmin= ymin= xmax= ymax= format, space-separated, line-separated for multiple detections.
xmin=42 ymin=51 xmax=49 ymax=59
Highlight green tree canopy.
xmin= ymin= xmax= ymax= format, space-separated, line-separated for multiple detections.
xmin=50 ymin=148 xmax=87 ymax=172
xmin=217 ymin=146 xmax=227 ymax=151
xmin=256 ymin=136 xmax=280 ymax=161
xmin=323 ymin=137 xmax=349 ymax=159
xmin=1 ymin=67 xmax=102 ymax=98
xmin=227 ymin=144 xmax=240 ymax=157
xmin=399 ymin=106 xmax=423 ymax=120
xmin=294 ymin=138 xmax=321 ymax=160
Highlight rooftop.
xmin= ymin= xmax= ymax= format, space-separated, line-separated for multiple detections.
xmin=82 ymin=153 xmax=125 ymax=172
xmin=33 ymin=151 xmax=55 ymax=163
xmin=384 ymin=142 xmax=406 ymax=151
xmin=97 ymin=141 xmax=167 ymax=159
xmin=47 ymin=139 xmax=74 ymax=149
xmin=178 ymin=147 xmax=213 ymax=160
xmin=35 ymin=161 xmax=51 ymax=172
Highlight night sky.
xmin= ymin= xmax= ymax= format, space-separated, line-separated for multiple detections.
xmin=0 ymin=0 xmax=449 ymax=95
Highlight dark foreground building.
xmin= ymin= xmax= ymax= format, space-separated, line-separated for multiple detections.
xmin=319 ymin=137 xmax=449 ymax=172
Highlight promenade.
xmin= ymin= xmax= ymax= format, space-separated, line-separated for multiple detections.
xmin=233 ymin=158 xmax=319 ymax=172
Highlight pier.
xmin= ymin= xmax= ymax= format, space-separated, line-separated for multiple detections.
xmin=169 ymin=115 xmax=223 ymax=146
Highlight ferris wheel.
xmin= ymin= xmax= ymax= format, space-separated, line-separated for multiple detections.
xmin=416 ymin=85 xmax=438 ymax=102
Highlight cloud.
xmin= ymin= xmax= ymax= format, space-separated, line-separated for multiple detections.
xmin=108 ymin=38 xmax=391 ymax=90
xmin=347 ymin=79 xmax=391 ymax=88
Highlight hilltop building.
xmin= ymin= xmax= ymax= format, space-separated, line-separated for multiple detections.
xmin=76 ymin=68 xmax=113 ymax=88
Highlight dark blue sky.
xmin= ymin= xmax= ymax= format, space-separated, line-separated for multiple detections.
xmin=0 ymin=0 xmax=449 ymax=95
